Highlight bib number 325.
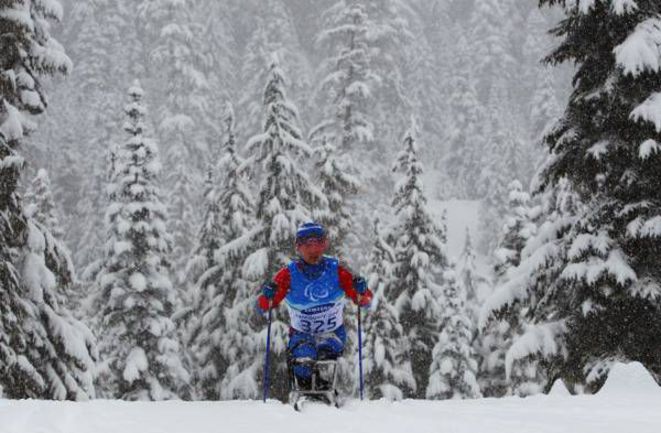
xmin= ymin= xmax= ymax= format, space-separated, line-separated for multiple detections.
xmin=299 ymin=316 xmax=338 ymax=334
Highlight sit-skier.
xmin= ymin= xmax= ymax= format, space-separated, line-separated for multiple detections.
xmin=256 ymin=222 xmax=373 ymax=392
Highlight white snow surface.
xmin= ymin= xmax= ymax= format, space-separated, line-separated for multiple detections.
xmin=599 ymin=361 xmax=660 ymax=396
xmin=2 ymin=387 xmax=661 ymax=433
xmin=548 ymin=379 xmax=571 ymax=396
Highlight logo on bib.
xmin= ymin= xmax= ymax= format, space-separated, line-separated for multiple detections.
xmin=304 ymin=282 xmax=331 ymax=302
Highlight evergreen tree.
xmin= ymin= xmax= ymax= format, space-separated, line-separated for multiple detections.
xmin=440 ymin=31 xmax=486 ymax=199
xmin=64 ymin=0 xmax=133 ymax=271
xmin=25 ymin=167 xmax=84 ymax=310
xmin=481 ymin=177 xmax=582 ymax=395
xmin=233 ymin=57 xmax=326 ymax=401
xmin=531 ymin=0 xmax=661 ymax=386
xmin=404 ymin=1 xmax=449 ymax=161
xmin=427 ymin=269 xmax=481 ymax=400
xmin=193 ymin=1 xmax=238 ymax=143
xmin=311 ymin=1 xmax=377 ymax=262
xmin=312 ymin=137 xmax=360 ymax=258
xmin=363 ymin=218 xmax=415 ymax=400
xmin=456 ymin=228 xmax=488 ymax=322
xmin=0 ymin=0 xmax=97 ymax=400
xmin=479 ymin=180 xmax=536 ymax=397
xmin=92 ymin=82 xmax=189 ymax=400
xmin=478 ymin=317 xmax=513 ymax=397
xmin=185 ymin=104 xmax=257 ymax=400
xmin=363 ymin=0 xmax=415 ymax=167
xmin=312 ymin=0 xmax=385 ymax=269
xmin=142 ymin=0 xmax=212 ymax=279
xmin=478 ymin=80 xmax=528 ymax=254
xmin=493 ymin=180 xmax=537 ymax=280
xmin=238 ymin=0 xmax=312 ymax=141
xmin=389 ymin=120 xmax=449 ymax=398
xmin=468 ymin=0 xmax=516 ymax=101
xmin=25 ymin=169 xmax=65 ymax=240
xmin=312 ymin=1 xmax=377 ymax=162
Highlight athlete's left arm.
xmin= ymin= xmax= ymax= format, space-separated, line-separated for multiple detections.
xmin=338 ymin=265 xmax=373 ymax=307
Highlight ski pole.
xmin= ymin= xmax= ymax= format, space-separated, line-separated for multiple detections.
xmin=263 ymin=304 xmax=272 ymax=403
xmin=358 ymin=303 xmax=364 ymax=400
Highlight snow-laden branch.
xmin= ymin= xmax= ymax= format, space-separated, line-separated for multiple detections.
xmin=614 ymin=17 xmax=661 ymax=77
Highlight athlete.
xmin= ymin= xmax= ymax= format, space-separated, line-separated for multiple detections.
xmin=256 ymin=221 xmax=373 ymax=389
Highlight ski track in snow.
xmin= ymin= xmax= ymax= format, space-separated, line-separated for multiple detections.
xmin=1 ymin=393 xmax=660 ymax=433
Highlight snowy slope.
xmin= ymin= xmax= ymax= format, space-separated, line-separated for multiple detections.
xmin=1 ymin=392 xmax=660 ymax=433
xmin=2 ymin=363 xmax=660 ymax=433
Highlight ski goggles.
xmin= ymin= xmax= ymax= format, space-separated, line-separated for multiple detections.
xmin=296 ymin=236 xmax=327 ymax=247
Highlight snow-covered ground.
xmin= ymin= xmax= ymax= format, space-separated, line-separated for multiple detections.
xmin=2 ymin=362 xmax=659 ymax=433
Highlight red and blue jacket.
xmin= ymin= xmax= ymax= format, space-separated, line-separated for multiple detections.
xmin=257 ymin=256 xmax=373 ymax=313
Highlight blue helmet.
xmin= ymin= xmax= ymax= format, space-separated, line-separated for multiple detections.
xmin=296 ymin=221 xmax=326 ymax=242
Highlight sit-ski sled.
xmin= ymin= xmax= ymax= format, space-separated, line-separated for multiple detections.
xmin=262 ymin=306 xmax=366 ymax=410
xmin=288 ymin=358 xmax=341 ymax=411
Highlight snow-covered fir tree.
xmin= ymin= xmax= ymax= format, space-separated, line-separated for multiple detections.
xmin=229 ymin=57 xmax=325 ymax=401
xmin=193 ymin=2 xmax=238 ymax=144
xmin=389 ymin=120 xmax=449 ymax=398
xmin=478 ymin=79 xmax=528 ymax=254
xmin=312 ymin=138 xmax=360 ymax=258
xmin=427 ymin=269 xmax=481 ymax=400
xmin=212 ymin=112 xmax=259 ymax=400
xmin=25 ymin=167 xmax=83 ymax=311
xmin=468 ymin=0 xmax=517 ymax=101
xmin=92 ymin=82 xmax=189 ymax=400
xmin=479 ymin=180 xmax=536 ymax=397
xmin=364 ymin=0 xmax=416 ymax=178
xmin=238 ymin=0 xmax=312 ymax=142
xmin=25 ymin=169 xmax=65 ymax=240
xmin=529 ymin=0 xmax=661 ymax=388
xmin=141 ymin=0 xmax=212 ymax=281
xmin=60 ymin=0 xmax=135 ymax=271
xmin=310 ymin=0 xmax=377 ymax=260
xmin=363 ymin=218 xmax=415 ymax=400
xmin=185 ymin=104 xmax=257 ymax=400
xmin=478 ymin=317 xmax=513 ymax=397
xmin=493 ymin=180 xmax=537 ymax=280
xmin=313 ymin=0 xmax=394 ymax=268
xmin=440 ymin=30 xmax=486 ymax=199
xmin=456 ymin=228 xmax=488 ymax=322
xmin=481 ymin=177 xmax=582 ymax=395
xmin=0 ymin=0 xmax=97 ymax=400
xmin=311 ymin=0 xmax=377 ymax=162
xmin=183 ymin=166 xmax=221 ymax=297
xmin=176 ymin=151 xmax=221 ymax=398
xmin=403 ymin=1 xmax=450 ymax=161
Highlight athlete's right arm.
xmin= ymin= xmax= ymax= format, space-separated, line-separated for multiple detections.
xmin=257 ymin=267 xmax=291 ymax=311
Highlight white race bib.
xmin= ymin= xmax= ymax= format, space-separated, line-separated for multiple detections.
xmin=287 ymin=301 xmax=345 ymax=335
